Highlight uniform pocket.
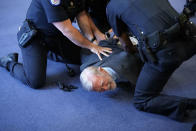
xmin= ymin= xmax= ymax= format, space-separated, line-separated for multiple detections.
xmin=155 ymin=44 xmax=182 ymax=71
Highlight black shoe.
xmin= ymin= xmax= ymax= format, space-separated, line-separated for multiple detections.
xmin=0 ymin=53 xmax=18 ymax=69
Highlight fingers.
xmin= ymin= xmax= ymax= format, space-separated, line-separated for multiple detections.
xmin=91 ymin=45 xmax=113 ymax=60
xmin=99 ymin=47 xmax=112 ymax=57
xmin=102 ymin=48 xmax=112 ymax=53
xmin=96 ymin=49 xmax=110 ymax=60
xmin=100 ymin=51 xmax=110 ymax=57
xmin=96 ymin=53 xmax=102 ymax=60
xmin=96 ymin=33 xmax=107 ymax=42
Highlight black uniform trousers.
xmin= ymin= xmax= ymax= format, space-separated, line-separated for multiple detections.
xmin=8 ymin=34 xmax=80 ymax=89
xmin=133 ymin=23 xmax=196 ymax=121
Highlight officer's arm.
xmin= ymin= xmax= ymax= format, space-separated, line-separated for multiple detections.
xmin=76 ymin=11 xmax=106 ymax=43
xmin=119 ymin=32 xmax=137 ymax=54
xmin=53 ymin=19 xmax=93 ymax=49
xmin=53 ymin=19 xmax=112 ymax=60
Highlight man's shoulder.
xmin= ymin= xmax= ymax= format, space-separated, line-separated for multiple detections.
xmin=80 ymin=39 xmax=123 ymax=71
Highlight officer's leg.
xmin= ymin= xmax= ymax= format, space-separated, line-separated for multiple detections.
xmin=8 ymin=38 xmax=48 ymax=89
xmin=47 ymin=51 xmax=64 ymax=62
xmin=133 ymin=63 xmax=193 ymax=121
xmin=47 ymin=36 xmax=81 ymax=65
xmin=46 ymin=37 xmax=80 ymax=77
xmin=184 ymin=22 xmax=196 ymax=58
xmin=185 ymin=36 xmax=196 ymax=59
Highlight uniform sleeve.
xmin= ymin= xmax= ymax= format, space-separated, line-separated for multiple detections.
xmin=41 ymin=0 xmax=69 ymax=23
xmin=80 ymin=0 xmax=86 ymax=11
xmin=106 ymin=2 xmax=127 ymax=37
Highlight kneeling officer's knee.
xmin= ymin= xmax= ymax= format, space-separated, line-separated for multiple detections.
xmin=134 ymin=102 xmax=145 ymax=111
xmin=28 ymin=80 xmax=45 ymax=89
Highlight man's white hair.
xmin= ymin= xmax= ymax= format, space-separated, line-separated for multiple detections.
xmin=80 ymin=66 xmax=102 ymax=91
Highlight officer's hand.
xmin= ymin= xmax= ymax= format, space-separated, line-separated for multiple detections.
xmin=95 ymin=32 xmax=107 ymax=43
xmin=90 ymin=44 xmax=112 ymax=60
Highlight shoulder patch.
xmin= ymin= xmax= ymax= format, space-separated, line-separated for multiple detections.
xmin=50 ymin=0 xmax=61 ymax=6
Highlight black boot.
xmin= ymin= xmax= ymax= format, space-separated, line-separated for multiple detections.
xmin=0 ymin=53 xmax=18 ymax=70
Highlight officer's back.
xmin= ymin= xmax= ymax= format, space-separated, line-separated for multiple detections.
xmin=107 ymin=0 xmax=179 ymax=37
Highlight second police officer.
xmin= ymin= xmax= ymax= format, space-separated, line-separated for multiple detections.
xmin=106 ymin=0 xmax=196 ymax=121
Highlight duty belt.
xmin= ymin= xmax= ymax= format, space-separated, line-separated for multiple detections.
xmin=138 ymin=13 xmax=192 ymax=64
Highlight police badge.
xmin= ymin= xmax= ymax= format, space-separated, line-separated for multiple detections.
xmin=50 ymin=0 xmax=61 ymax=6
xmin=69 ymin=0 xmax=75 ymax=8
xmin=70 ymin=1 xmax=74 ymax=7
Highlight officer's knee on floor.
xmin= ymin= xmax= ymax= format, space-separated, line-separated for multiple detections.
xmin=133 ymin=96 xmax=146 ymax=111
xmin=28 ymin=80 xmax=45 ymax=89
xmin=134 ymin=102 xmax=145 ymax=111
xmin=26 ymin=75 xmax=46 ymax=89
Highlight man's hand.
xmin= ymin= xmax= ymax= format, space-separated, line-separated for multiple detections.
xmin=90 ymin=44 xmax=112 ymax=60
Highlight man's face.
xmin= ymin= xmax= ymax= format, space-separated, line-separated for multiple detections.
xmin=91 ymin=67 xmax=116 ymax=92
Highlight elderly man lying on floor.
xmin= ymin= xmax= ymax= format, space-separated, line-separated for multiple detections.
xmin=80 ymin=38 xmax=143 ymax=92
xmin=48 ymin=38 xmax=143 ymax=91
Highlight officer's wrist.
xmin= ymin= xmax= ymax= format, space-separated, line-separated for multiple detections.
xmin=90 ymin=37 xmax=96 ymax=43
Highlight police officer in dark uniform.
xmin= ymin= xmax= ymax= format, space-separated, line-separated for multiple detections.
xmin=106 ymin=0 xmax=196 ymax=121
xmin=85 ymin=0 xmax=111 ymax=33
xmin=0 ymin=0 xmax=112 ymax=89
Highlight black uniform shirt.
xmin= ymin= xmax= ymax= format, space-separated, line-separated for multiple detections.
xmin=106 ymin=0 xmax=179 ymax=38
xmin=26 ymin=0 xmax=85 ymax=36
xmin=85 ymin=0 xmax=110 ymax=32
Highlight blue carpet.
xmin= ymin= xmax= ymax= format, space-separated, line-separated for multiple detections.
xmin=0 ymin=0 xmax=195 ymax=131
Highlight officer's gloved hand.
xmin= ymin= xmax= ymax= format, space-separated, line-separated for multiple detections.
xmin=184 ymin=0 xmax=196 ymax=17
